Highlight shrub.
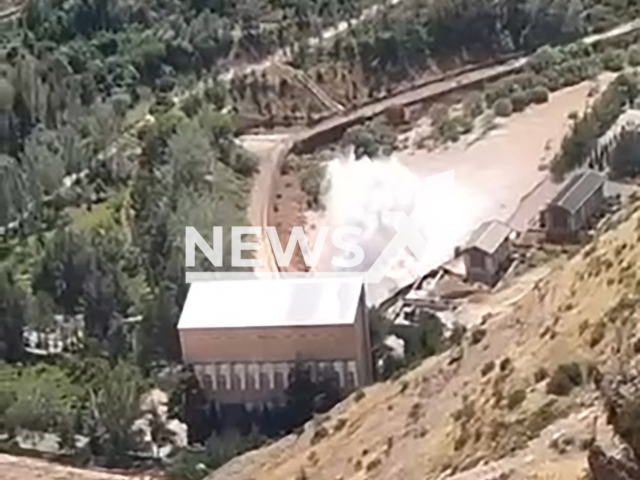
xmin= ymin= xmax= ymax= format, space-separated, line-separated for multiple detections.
xmin=436 ymin=117 xmax=461 ymax=143
xmin=493 ymin=98 xmax=513 ymax=117
xmin=546 ymin=362 xmax=583 ymax=396
xmin=629 ymin=45 xmax=640 ymax=67
xmin=181 ymin=93 xmax=203 ymax=117
xmin=353 ymin=389 xmax=365 ymax=402
xmin=529 ymin=86 xmax=550 ymax=104
xmin=480 ymin=360 xmax=495 ymax=377
xmin=452 ymin=114 xmax=474 ymax=135
xmin=608 ymin=386 xmax=640 ymax=458
xmin=463 ymin=92 xmax=484 ymax=119
xmin=300 ymin=162 xmax=327 ymax=210
xmin=529 ymin=45 xmax=561 ymax=73
xmin=534 ymin=367 xmax=549 ymax=383
xmin=429 ymin=102 xmax=450 ymax=124
xmin=342 ymin=118 xmax=396 ymax=158
xmin=334 ymin=417 xmax=347 ymax=433
xmin=499 ymin=357 xmax=513 ymax=374
xmin=506 ymin=388 xmax=527 ymax=410
xmin=469 ymin=327 xmax=486 ymax=346
xmin=589 ymin=320 xmax=606 ymax=347
xmin=310 ymin=425 xmax=329 ymax=445
xmin=230 ymin=150 xmax=259 ymax=177
xmin=510 ymin=90 xmax=528 ymax=112
xmin=601 ymin=48 xmax=626 ymax=72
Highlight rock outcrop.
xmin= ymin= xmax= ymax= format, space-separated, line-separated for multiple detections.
xmin=588 ymin=445 xmax=640 ymax=480
xmin=590 ymin=369 xmax=640 ymax=480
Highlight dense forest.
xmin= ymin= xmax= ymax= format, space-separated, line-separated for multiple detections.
xmin=295 ymin=0 xmax=640 ymax=91
xmin=2 ymin=0 xmax=640 ymax=476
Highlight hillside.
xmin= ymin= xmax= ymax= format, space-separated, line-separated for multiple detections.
xmin=207 ymin=198 xmax=640 ymax=480
xmin=0 ymin=453 xmax=152 ymax=480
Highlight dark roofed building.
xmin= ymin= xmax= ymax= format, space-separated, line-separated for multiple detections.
xmin=542 ymin=170 xmax=605 ymax=241
xmin=460 ymin=220 xmax=512 ymax=286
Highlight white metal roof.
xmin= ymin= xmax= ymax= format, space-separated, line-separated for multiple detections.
xmin=178 ymin=276 xmax=364 ymax=329
xmin=462 ymin=220 xmax=512 ymax=254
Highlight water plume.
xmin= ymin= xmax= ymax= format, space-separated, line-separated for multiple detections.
xmin=319 ymin=150 xmax=470 ymax=304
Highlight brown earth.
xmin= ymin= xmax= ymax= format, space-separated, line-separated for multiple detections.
xmin=206 ymin=197 xmax=640 ymax=480
xmin=0 ymin=454 xmax=155 ymax=480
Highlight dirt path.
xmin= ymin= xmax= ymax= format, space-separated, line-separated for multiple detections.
xmin=0 ymin=454 xmax=154 ymax=480
xmin=238 ymin=134 xmax=293 ymax=273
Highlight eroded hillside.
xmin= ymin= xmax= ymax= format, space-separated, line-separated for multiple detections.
xmin=207 ymin=198 xmax=640 ymax=480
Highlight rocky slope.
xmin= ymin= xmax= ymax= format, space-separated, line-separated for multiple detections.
xmin=207 ymin=197 xmax=640 ymax=480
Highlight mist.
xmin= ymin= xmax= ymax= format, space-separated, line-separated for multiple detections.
xmin=318 ymin=151 xmax=470 ymax=304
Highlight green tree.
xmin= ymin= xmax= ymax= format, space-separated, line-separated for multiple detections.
xmin=0 ymin=155 xmax=31 ymax=227
xmin=20 ymin=127 xmax=66 ymax=197
xmin=87 ymin=362 xmax=144 ymax=467
xmin=0 ymin=269 xmax=28 ymax=362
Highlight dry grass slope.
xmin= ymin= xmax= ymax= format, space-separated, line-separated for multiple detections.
xmin=207 ymin=198 xmax=640 ymax=480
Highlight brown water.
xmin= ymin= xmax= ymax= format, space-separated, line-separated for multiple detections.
xmin=396 ymin=76 xmax=611 ymax=259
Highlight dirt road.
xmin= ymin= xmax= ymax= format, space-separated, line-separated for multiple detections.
xmin=238 ymin=134 xmax=293 ymax=273
xmin=0 ymin=454 xmax=153 ymax=480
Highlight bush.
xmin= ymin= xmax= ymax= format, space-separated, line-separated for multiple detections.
xmin=546 ymin=362 xmax=583 ymax=396
xmin=480 ymin=360 xmax=495 ymax=377
xmin=310 ymin=425 xmax=329 ymax=445
xmin=493 ymin=98 xmax=513 ymax=117
xmin=168 ymin=430 xmax=265 ymax=480
xmin=601 ymin=49 xmax=626 ymax=72
xmin=300 ymin=162 xmax=327 ymax=209
xmin=589 ymin=320 xmax=606 ymax=347
xmin=429 ymin=102 xmax=450 ymax=124
xmin=230 ymin=150 xmax=259 ymax=177
xmin=506 ymin=388 xmax=527 ymax=410
xmin=529 ymin=86 xmax=550 ymax=104
xmin=510 ymin=90 xmax=528 ymax=112
xmin=469 ymin=327 xmax=486 ymax=346
xmin=181 ymin=94 xmax=203 ymax=117
xmin=534 ymin=367 xmax=549 ymax=383
xmin=342 ymin=118 xmax=396 ymax=158
xmin=452 ymin=115 xmax=473 ymax=135
xmin=529 ymin=45 xmax=562 ymax=73
xmin=628 ymin=45 xmax=640 ymax=67
xmin=463 ymin=92 xmax=484 ymax=119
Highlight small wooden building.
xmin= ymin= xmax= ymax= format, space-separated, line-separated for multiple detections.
xmin=542 ymin=170 xmax=605 ymax=241
xmin=460 ymin=220 xmax=512 ymax=286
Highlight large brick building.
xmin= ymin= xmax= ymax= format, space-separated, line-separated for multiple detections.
xmin=178 ymin=276 xmax=373 ymax=407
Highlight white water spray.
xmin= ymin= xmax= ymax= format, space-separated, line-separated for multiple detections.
xmin=318 ymin=150 xmax=473 ymax=304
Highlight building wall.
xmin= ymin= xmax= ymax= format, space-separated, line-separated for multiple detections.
xmin=545 ymin=185 xmax=604 ymax=240
xmin=463 ymin=241 xmax=510 ymax=286
xmin=544 ymin=205 xmax=570 ymax=238
xmin=179 ymin=304 xmax=373 ymax=405
xmin=572 ymin=184 xmax=604 ymax=232
xmin=180 ymin=323 xmax=359 ymax=364
xmin=191 ymin=359 xmax=360 ymax=405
